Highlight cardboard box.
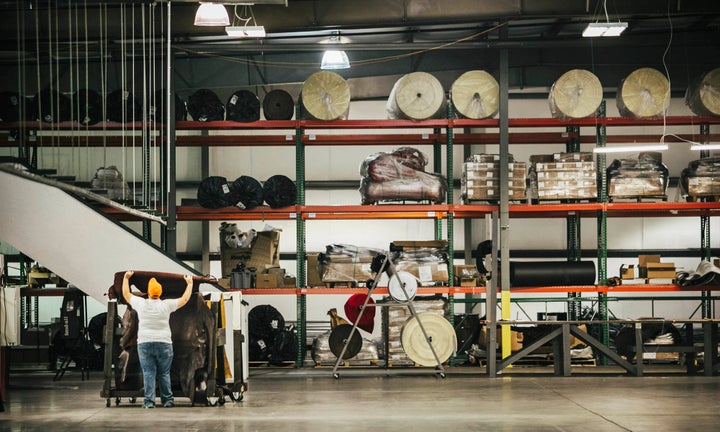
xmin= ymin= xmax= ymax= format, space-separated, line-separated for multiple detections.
xmin=391 ymin=240 xmax=448 ymax=250
xmin=283 ymin=276 xmax=297 ymax=287
xmin=620 ymin=264 xmax=636 ymax=279
xmin=638 ymin=254 xmax=661 ymax=278
xmin=220 ymin=229 xmax=281 ymax=277
xmin=321 ymin=260 xmax=374 ymax=283
xmin=307 ymin=253 xmax=322 ymax=287
xmin=256 ymin=273 xmax=282 ymax=289
xmin=645 ymin=262 xmax=676 ymax=279
xmin=395 ymin=261 xmax=449 ymax=285
xmin=480 ymin=327 xmax=523 ymax=352
xmin=454 ymin=264 xmax=480 ymax=286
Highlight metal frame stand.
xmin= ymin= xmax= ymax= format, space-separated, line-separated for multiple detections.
xmin=331 ymin=254 xmax=448 ymax=378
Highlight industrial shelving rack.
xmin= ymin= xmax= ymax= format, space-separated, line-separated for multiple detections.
xmin=2 ymin=113 xmax=720 ymax=371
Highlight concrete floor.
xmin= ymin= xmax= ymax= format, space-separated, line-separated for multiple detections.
xmin=1 ymin=366 xmax=720 ymax=432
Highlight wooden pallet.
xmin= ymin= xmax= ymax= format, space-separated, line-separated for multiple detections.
xmin=608 ymin=195 xmax=667 ymax=202
xmin=687 ymin=195 xmax=719 ymax=202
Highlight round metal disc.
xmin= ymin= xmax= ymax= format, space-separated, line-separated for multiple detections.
xmin=388 ymin=271 xmax=418 ymax=302
xmin=329 ymin=324 xmax=362 ymax=360
xmin=401 ymin=313 xmax=457 ymax=366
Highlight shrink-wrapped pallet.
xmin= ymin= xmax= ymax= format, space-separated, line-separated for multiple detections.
xmin=607 ymin=155 xmax=669 ymax=199
xmin=386 ymin=72 xmax=446 ymax=120
xmin=680 ymin=157 xmax=720 ymax=199
xmin=381 ymin=296 xmax=448 ymax=366
xmin=685 ymin=68 xmax=720 ymax=116
xmin=461 ymin=154 xmax=527 ymax=202
xmin=616 ymin=68 xmax=669 ymax=118
xmin=548 ymin=69 xmax=603 ymax=119
xmin=450 ymin=70 xmax=499 ymax=119
xmin=299 ymin=71 xmax=350 ymax=120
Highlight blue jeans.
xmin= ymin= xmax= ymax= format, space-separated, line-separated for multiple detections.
xmin=137 ymin=342 xmax=174 ymax=406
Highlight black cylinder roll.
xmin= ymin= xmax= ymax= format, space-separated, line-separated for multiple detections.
xmin=197 ymin=176 xmax=231 ymax=209
xmin=229 ymin=175 xmax=264 ymax=210
xmin=226 ymin=90 xmax=260 ymax=122
xmin=262 ymin=89 xmax=295 ymax=120
xmin=106 ymin=89 xmax=140 ymax=123
xmin=187 ymin=89 xmax=225 ymax=121
xmin=262 ymin=174 xmax=297 ymax=208
xmin=32 ymin=89 xmax=72 ymax=122
xmin=152 ymin=89 xmax=187 ymax=122
xmin=509 ymin=261 xmax=596 ymax=287
xmin=74 ymin=89 xmax=103 ymax=125
xmin=0 ymin=91 xmax=22 ymax=122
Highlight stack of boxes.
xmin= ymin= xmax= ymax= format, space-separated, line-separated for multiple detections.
xmin=382 ymin=297 xmax=448 ymax=366
xmin=461 ymin=154 xmax=527 ymax=202
xmin=534 ymin=152 xmax=597 ymax=201
xmin=219 ymin=228 xmax=282 ymax=288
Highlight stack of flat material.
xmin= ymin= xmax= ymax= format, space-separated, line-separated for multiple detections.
xmin=450 ymin=70 xmax=499 ymax=119
xmin=461 ymin=153 xmax=527 ymax=202
xmin=386 ymin=72 xmax=446 ymax=120
xmin=548 ymin=69 xmax=603 ymax=119
xmin=390 ymin=240 xmax=449 ymax=286
xmin=617 ymin=67 xmax=669 ymax=118
xmin=300 ymin=71 xmax=350 ymax=120
xmin=318 ymin=244 xmax=383 ymax=286
xmin=680 ymin=157 xmax=720 ymax=199
xmin=607 ymin=155 xmax=669 ymax=199
xmin=685 ymin=68 xmax=720 ymax=116
xmin=381 ymin=297 xmax=448 ymax=366
xmin=534 ymin=152 xmax=597 ymax=201
xmin=311 ymin=330 xmax=379 ymax=365
xmin=359 ymin=146 xmax=447 ymax=204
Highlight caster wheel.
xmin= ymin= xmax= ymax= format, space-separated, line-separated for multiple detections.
xmin=333 ymin=373 xmax=340 ymax=379
xmin=439 ymin=372 xmax=446 ymax=379
xmin=207 ymin=396 xmax=219 ymax=407
xmin=218 ymin=396 xmax=225 ymax=406
xmin=230 ymin=392 xmax=243 ymax=402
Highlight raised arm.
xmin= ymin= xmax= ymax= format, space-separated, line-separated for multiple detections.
xmin=177 ymin=275 xmax=194 ymax=308
xmin=122 ymin=270 xmax=135 ymax=304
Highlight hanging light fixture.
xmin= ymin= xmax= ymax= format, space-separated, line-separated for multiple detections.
xmin=321 ymin=33 xmax=350 ymax=70
xmin=690 ymin=143 xmax=720 ymax=151
xmin=226 ymin=4 xmax=266 ymax=37
xmin=582 ymin=0 xmax=628 ymax=37
xmin=194 ymin=3 xmax=230 ymax=27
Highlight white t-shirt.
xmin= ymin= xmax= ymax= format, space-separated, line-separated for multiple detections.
xmin=130 ymin=296 xmax=180 ymax=345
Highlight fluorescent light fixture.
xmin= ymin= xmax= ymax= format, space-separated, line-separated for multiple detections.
xmin=321 ymin=50 xmax=350 ymax=70
xmin=690 ymin=143 xmax=720 ymax=151
xmin=593 ymin=144 xmax=668 ymax=154
xmin=226 ymin=25 xmax=266 ymax=37
xmin=194 ymin=3 xmax=230 ymax=27
xmin=582 ymin=22 xmax=628 ymax=37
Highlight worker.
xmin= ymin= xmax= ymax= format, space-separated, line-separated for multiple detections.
xmin=122 ymin=270 xmax=194 ymax=409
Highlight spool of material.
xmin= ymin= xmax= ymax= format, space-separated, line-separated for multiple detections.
xmin=450 ymin=70 xmax=499 ymax=119
xmin=401 ymin=312 xmax=456 ymax=366
xmin=32 ymin=89 xmax=72 ymax=122
xmin=300 ymin=71 xmax=350 ymax=121
xmin=106 ymin=89 xmax=140 ymax=123
xmin=262 ymin=89 xmax=295 ymax=120
xmin=0 ymin=91 xmax=22 ymax=122
xmin=152 ymin=89 xmax=187 ymax=122
xmin=387 ymin=72 xmax=446 ymax=120
xmin=329 ymin=324 xmax=363 ymax=359
xmin=617 ymin=68 xmax=669 ymax=118
xmin=197 ymin=176 xmax=231 ymax=209
xmin=509 ymin=261 xmax=596 ymax=287
xmin=187 ymin=88 xmax=225 ymax=121
xmin=226 ymin=90 xmax=261 ymax=122
xmin=685 ymin=68 xmax=720 ymax=116
xmin=228 ymin=175 xmax=264 ymax=210
xmin=262 ymin=174 xmax=296 ymax=208
xmin=549 ymin=69 xmax=603 ymax=119
xmin=75 ymin=89 xmax=103 ymax=125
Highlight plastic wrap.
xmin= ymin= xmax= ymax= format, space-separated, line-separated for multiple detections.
xmin=359 ymin=147 xmax=447 ymax=204
xmin=391 ymin=245 xmax=449 ymax=285
xmin=89 ymin=165 xmax=131 ymax=201
xmin=450 ymin=70 xmax=499 ymax=119
xmin=225 ymin=89 xmax=260 ymax=122
xmin=32 ymin=89 xmax=72 ymax=122
xmin=548 ymin=69 xmax=603 ymax=119
xmin=187 ymin=89 xmax=225 ymax=121
xmin=74 ymin=89 xmax=103 ymax=125
xmin=228 ymin=175 xmax=264 ymax=209
xmin=318 ymin=244 xmax=383 ymax=284
xmin=197 ymin=176 xmax=231 ymax=209
xmin=311 ymin=330 xmax=379 ymax=365
xmin=679 ymin=157 xmax=720 ymax=198
xmin=461 ymin=154 xmax=527 ymax=202
xmin=386 ymin=72 xmax=445 ymax=120
xmin=151 ymin=90 xmax=187 ymax=122
xmin=262 ymin=174 xmax=296 ymax=208
xmin=616 ymin=68 xmax=669 ymax=119
xmin=685 ymin=68 xmax=720 ymax=116
xmin=299 ymin=71 xmax=350 ymax=121
xmin=106 ymin=89 xmax=140 ymax=123
xmin=607 ymin=155 xmax=669 ymax=198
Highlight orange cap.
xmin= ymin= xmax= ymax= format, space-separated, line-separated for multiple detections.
xmin=147 ymin=277 xmax=163 ymax=299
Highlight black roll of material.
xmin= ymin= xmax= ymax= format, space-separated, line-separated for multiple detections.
xmin=226 ymin=90 xmax=260 ymax=122
xmin=509 ymin=261 xmax=596 ymax=287
xmin=106 ymin=89 xmax=140 ymax=123
xmin=262 ymin=89 xmax=295 ymax=120
xmin=152 ymin=89 xmax=187 ymax=122
xmin=32 ymin=89 xmax=72 ymax=122
xmin=229 ymin=175 xmax=264 ymax=210
xmin=75 ymin=89 xmax=103 ymax=125
xmin=187 ymin=89 xmax=225 ymax=121
xmin=197 ymin=176 xmax=231 ymax=209
xmin=0 ymin=91 xmax=22 ymax=122
xmin=262 ymin=174 xmax=297 ymax=208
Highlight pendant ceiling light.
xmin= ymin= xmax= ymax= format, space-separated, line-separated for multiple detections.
xmin=226 ymin=4 xmax=266 ymax=37
xmin=194 ymin=3 xmax=230 ymax=27
xmin=582 ymin=0 xmax=628 ymax=37
xmin=321 ymin=33 xmax=350 ymax=70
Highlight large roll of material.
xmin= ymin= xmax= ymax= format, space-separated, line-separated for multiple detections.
xmin=509 ymin=261 xmax=596 ymax=287
xmin=32 ymin=89 xmax=72 ymax=122
xmin=226 ymin=89 xmax=261 ymax=122
xmin=74 ymin=89 xmax=103 ymax=125
xmin=0 ymin=91 xmax=22 ymax=122
xmin=152 ymin=89 xmax=187 ymax=122
xmin=262 ymin=174 xmax=296 ymax=208
xmin=263 ymin=89 xmax=295 ymax=120
xmin=228 ymin=175 xmax=264 ymax=210
xmin=197 ymin=176 xmax=231 ymax=209
xmin=387 ymin=72 xmax=446 ymax=120
xmin=300 ymin=71 xmax=350 ymax=121
xmin=106 ymin=89 xmax=141 ymax=123
xmin=450 ymin=70 xmax=499 ymax=119
xmin=549 ymin=69 xmax=603 ymax=119
xmin=187 ymin=88 xmax=225 ymax=121
xmin=616 ymin=68 xmax=669 ymax=118
xmin=401 ymin=312 xmax=456 ymax=366
xmin=685 ymin=68 xmax=720 ymax=116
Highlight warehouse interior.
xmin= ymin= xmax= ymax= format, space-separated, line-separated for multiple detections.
xmin=1 ymin=0 xmax=720 ymax=429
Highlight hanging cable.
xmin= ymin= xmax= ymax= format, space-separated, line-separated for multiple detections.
xmin=100 ymin=3 xmax=108 ymax=168
xmin=131 ymin=3 xmax=137 ymax=206
xmin=84 ymin=0 xmax=90 ymax=181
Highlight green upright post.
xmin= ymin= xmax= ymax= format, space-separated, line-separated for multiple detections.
xmin=295 ymin=109 xmax=307 ymax=367
xmin=700 ymin=123 xmax=712 ymax=318
xmin=566 ymin=126 xmax=582 ymax=320
xmin=596 ymin=101 xmax=609 ymax=365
